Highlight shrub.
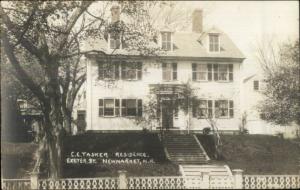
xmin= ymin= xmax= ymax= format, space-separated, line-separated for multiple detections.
xmin=203 ymin=127 xmax=211 ymax=135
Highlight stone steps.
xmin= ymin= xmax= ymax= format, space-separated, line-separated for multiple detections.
xmin=180 ymin=164 xmax=233 ymax=177
xmin=163 ymin=134 xmax=209 ymax=164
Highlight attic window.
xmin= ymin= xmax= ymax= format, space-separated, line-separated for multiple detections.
xmin=209 ymin=34 xmax=220 ymax=52
xmin=109 ymin=33 xmax=121 ymax=49
xmin=161 ymin=32 xmax=172 ymax=51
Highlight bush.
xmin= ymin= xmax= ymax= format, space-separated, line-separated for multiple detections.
xmin=203 ymin=127 xmax=211 ymax=135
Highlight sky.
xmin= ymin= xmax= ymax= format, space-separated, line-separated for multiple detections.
xmin=183 ymin=1 xmax=299 ymax=76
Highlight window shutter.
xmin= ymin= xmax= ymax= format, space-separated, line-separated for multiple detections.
xmin=192 ymin=99 xmax=199 ymax=118
xmin=229 ymin=64 xmax=233 ymax=81
xmin=121 ymin=99 xmax=127 ymax=116
xmin=214 ymin=100 xmax=220 ymax=118
xmin=172 ymin=63 xmax=177 ymax=80
xmin=98 ymin=61 xmax=104 ymax=79
xmin=138 ymin=99 xmax=143 ymax=116
xmin=99 ymin=99 xmax=104 ymax=116
xmin=208 ymin=100 xmax=213 ymax=118
xmin=114 ymin=62 xmax=119 ymax=80
xmin=115 ymin=99 xmax=120 ymax=116
xmin=229 ymin=100 xmax=234 ymax=118
xmin=162 ymin=63 xmax=167 ymax=81
xmin=137 ymin=62 xmax=142 ymax=80
xmin=192 ymin=63 xmax=197 ymax=81
xmin=213 ymin=64 xmax=219 ymax=81
xmin=121 ymin=62 xmax=127 ymax=80
xmin=208 ymin=64 xmax=212 ymax=81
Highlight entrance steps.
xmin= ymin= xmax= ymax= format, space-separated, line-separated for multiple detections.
xmin=163 ymin=133 xmax=209 ymax=164
xmin=179 ymin=164 xmax=233 ymax=177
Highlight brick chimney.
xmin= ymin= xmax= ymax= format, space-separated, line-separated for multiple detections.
xmin=192 ymin=9 xmax=203 ymax=33
xmin=111 ymin=5 xmax=120 ymax=23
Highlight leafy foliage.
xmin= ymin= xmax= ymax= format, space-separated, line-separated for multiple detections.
xmin=258 ymin=39 xmax=300 ymax=125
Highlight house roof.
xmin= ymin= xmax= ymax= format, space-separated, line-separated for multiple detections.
xmin=83 ymin=27 xmax=245 ymax=61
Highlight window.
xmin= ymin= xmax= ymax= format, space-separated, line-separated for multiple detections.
xmin=161 ymin=32 xmax=172 ymax=51
xmin=192 ymin=99 xmax=213 ymax=118
xmin=162 ymin=63 xmax=177 ymax=81
xmin=98 ymin=61 xmax=119 ymax=80
xmin=209 ymin=34 xmax=219 ymax=52
xmin=215 ymin=100 xmax=234 ymax=118
xmin=104 ymin=99 xmax=114 ymax=116
xmin=192 ymin=64 xmax=233 ymax=82
xmin=121 ymin=62 xmax=142 ymax=80
xmin=213 ymin=64 xmax=233 ymax=82
xmin=99 ymin=99 xmax=140 ymax=117
xmin=121 ymin=99 xmax=142 ymax=117
xmin=110 ymin=33 xmax=121 ymax=49
xmin=99 ymin=99 xmax=120 ymax=117
xmin=199 ymin=100 xmax=213 ymax=118
xmin=253 ymin=80 xmax=259 ymax=91
xmin=192 ymin=64 xmax=212 ymax=81
xmin=98 ymin=61 xmax=143 ymax=81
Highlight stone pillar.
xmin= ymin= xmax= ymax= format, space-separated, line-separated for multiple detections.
xmin=30 ymin=172 xmax=39 ymax=190
xmin=118 ymin=170 xmax=127 ymax=189
xmin=232 ymin=169 xmax=243 ymax=189
xmin=202 ymin=171 xmax=210 ymax=189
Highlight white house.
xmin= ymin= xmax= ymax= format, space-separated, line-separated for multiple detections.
xmin=81 ymin=6 xmax=245 ymax=133
xmin=242 ymin=73 xmax=300 ymax=138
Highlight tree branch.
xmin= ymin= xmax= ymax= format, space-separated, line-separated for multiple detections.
xmin=56 ymin=1 xmax=93 ymax=54
xmin=0 ymin=5 xmax=45 ymax=63
xmin=2 ymin=29 xmax=46 ymax=106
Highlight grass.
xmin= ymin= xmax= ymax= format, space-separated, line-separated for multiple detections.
xmin=63 ymin=132 xmax=179 ymax=177
xmin=197 ymin=134 xmax=300 ymax=174
xmin=1 ymin=142 xmax=38 ymax=178
xmin=4 ymin=133 xmax=299 ymax=178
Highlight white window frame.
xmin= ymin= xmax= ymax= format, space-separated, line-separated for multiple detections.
xmin=108 ymin=34 xmax=122 ymax=50
xmin=193 ymin=64 xmax=208 ymax=81
xmin=161 ymin=32 xmax=172 ymax=51
xmin=99 ymin=99 xmax=120 ymax=117
xmin=208 ymin=34 xmax=220 ymax=52
xmin=122 ymin=62 xmax=139 ymax=81
xmin=104 ymin=63 xmax=116 ymax=80
xmin=104 ymin=99 xmax=115 ymax=117
xmin=162 ymin=63 xmax=177 ymax=81
xmin=217 ymin=64 xmax=229 ymax=81
xmin=121 ymin=99 xmax=143 ymax=117
xmin=215 ymin=100 xmax=234 ymax=119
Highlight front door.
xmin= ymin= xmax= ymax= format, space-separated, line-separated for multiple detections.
xmin=161 ymin=100 xmax=173 ymax=129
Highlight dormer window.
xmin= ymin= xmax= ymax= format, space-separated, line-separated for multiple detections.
xmin=209 ymin=34 xmax=220 ymax=52
xmin=109 ymin=33 xmax=121 ymax=49
xmin=161 ymin=32 xmax=172 ymax=51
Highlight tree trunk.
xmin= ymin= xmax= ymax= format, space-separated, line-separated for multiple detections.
xmin=62 ymin=108 xmax=72 ymax=135
xmin=48 ymin=132 xmax=63 ymax=179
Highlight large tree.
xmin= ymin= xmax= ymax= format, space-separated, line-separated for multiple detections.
xmin=257 ymin=39 xmax=300 ymax=125
xmin=1 ymin=0 xmax=197 ymax=178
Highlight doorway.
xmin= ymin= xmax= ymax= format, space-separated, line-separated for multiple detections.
xmin=161 ymin=99 xmax=174 ymax=129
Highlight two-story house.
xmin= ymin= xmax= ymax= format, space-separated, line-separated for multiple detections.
xmin=82 ymin=6 xmax=245 ymax=133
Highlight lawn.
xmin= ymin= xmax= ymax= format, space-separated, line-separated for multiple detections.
xmin=197 ymin=134 xmax=300 ymax=174
xmin=62 ymin=132 xmax=179 ymax=177
xmin=4 ymin=133 xmax=299 ymax=178
xmin=1 ymin=142 xmax=38 ymax=178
